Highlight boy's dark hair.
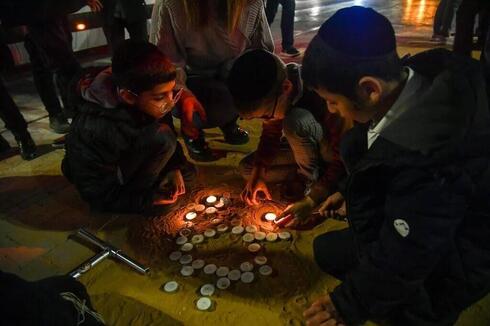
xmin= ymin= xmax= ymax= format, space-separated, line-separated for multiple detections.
xmin=227 ymin=49 xmax=286 ymax=114
xmin=112 ymin=40 xmax=176 ymax=94
xmin=302 ymin=6 xmax=403 ymax=101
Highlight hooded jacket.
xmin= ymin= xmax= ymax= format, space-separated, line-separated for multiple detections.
xmin=330 ymin=49 xmax=490 ymax=325
xmin=62 ymin=67 xmax=183 ymax=213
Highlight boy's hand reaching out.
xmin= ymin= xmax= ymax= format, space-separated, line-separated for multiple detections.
xmin=180 ymin=92 xmax=207 ymax=139
xmin=154 ymin=170 xmax=186 ymax=205
xmin=318 ymin=192 xmax=346 ymax=219
xmin=304 ymin=294 xmax=345 ymax=326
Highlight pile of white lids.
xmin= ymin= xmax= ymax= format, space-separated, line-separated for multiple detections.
xmin=163 ymin=201 xmax=294 ymax=312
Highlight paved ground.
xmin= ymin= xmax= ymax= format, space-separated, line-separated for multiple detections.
xmin=1 ymin=1 xmax=489 ymax=325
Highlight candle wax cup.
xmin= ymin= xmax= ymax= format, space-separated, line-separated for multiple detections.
xmin=264 ymin=212 xmax=277 ymax=221
xmin=206 ymin=196 xmax=217 ymax=204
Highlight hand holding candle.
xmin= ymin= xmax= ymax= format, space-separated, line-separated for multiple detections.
xmin=274 ymin=213 xmax=294 ymax=228
xmin=277 ymin=197 xmax=317 ymax=228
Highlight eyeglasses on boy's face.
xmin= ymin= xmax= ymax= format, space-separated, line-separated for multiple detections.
xmin=125 ymin=87 xmax=184 ymax=116
xmin=238 ymin=93 xmax=280 ymax=121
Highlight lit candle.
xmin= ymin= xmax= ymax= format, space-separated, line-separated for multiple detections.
xmin=185 ymin=211 xmax=197 ymax=220
xmin=264 ymin=212 xmax=277 ymax=221
xmin=206 ymin=196 xmax=217 ymax=204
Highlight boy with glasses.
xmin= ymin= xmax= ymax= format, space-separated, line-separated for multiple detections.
xmin=62 ymin=40 xmax=193 ymax=213
xmin=227 ymin=49 xmax=350 ymax=222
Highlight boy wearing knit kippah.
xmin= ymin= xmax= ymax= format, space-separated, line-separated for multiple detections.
xmin=302 ymin=6 xmax=490 ymax=326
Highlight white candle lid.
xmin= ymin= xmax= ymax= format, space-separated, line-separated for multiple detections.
xmin=259 ymin=265 xmax=273 ymax=276
xmin=242 ymin=233 xmax=255 ymax=242
xmin=214 ymin=201 xmax=225 ymax=209
xmin=279 ymin=231 xmax=291 ymax=240
xmin=176 ymin=236 xmax=188 ymax=245
xmin=240 ymin=262 xmax=254 ymax=272
xmin=169 ymin=251 xmax=182 ymax=261
xmin=185 ymin=212 xmax=197 ymax=220
xmin=266 ymin=233 xmax=278 ymax=242
xmin=191 ymin=234 xmax=204 ymax=244
xmin=203 ymin=264 xmax=217 ymax=275
xmin=163 ymin=281 xmax=179 ymax=293
xmin=179 ymin=228 xmax=192 ymax=237
xmin=240 ymin=271 xmax=255 ymax=283
xmin=245 ymin=225 xmax=258 ymax=233
xmin=230 ymin=219 xmax=242 ymax=226
xmin=186 ymin=203 xmax=197 ymax=210
xmin=200 ymin=284 xmax=215 ymax=296
xmin=216 ymin=266 xmax=230 ymax=277
xmin=254 ymin=231 xmax=266 ymax=241
xmin=204 ymin=229 xmax=216 ymax=237
xmin=227 ymin=269 xmax=241 ymax=281
xmin=196 ymin=297 xmax=213 ymax=311
xmin=217 ymin=224 xmax=228 ymax=232
xmin=180 ymin=265 xmax=194 ymax=276
xmin=232 ymin=226 xmax=244 ymax=234
xmin=248 ymin=243 xmax=261 ymax=253
xmin=216 ymin=277 xmax=231 ymax=290
xmin=180 ymin=242 xmax=194 ymax=252
xmin=254 ymin=256 xmax=268 ymax=265
xmin=192 ymin=259 xmax=205 ymax=269
xmin=179 ymin=254 xmax=193 ymax=265
xmin=195 ymin=204 xmax=206 ymax=212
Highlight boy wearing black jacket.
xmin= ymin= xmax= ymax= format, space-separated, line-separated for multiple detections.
xmin=63 ymin=40 xmax=192 ymax=213
xmin=302 ymin=6 xmax=490 ymax=326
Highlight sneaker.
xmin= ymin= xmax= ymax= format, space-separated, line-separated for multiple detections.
xmin=223 ymin=126 xmax=249 ymax=145
xmin=183 ymin=135 xmax=217 ymax=162
xmin=49 ymin=113 xmax=70 ymax=134
xmin=281 ymin=47 xmax=301 ymax=57
xmin=15 ymin=133 xmax=37 ymax=160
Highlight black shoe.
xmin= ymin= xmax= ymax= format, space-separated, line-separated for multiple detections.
xmin=223 ymin=126 xmax=249 ymax=145
xmin=184 ymin=135 xmax=217 ymax=162
xmin=281 ymin=47 xmax=301 ymax=57
xmin=0 ymin=135 xmax=11 ymax=154
xmin=16 ymin=134 xmax=37 ymax=160
xmin=49 ymin=113 xmax=70 ymax=134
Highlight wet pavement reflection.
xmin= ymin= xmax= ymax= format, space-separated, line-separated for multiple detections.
xmin=271 ymin=0 xmax=441 ymax=50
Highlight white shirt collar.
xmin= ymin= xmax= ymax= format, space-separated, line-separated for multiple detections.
xmin=367 ymin=67 xmax=421 ymax=148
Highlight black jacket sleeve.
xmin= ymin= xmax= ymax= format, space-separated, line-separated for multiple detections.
xmin=331 ymin=167 xmax=471 ymax=325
